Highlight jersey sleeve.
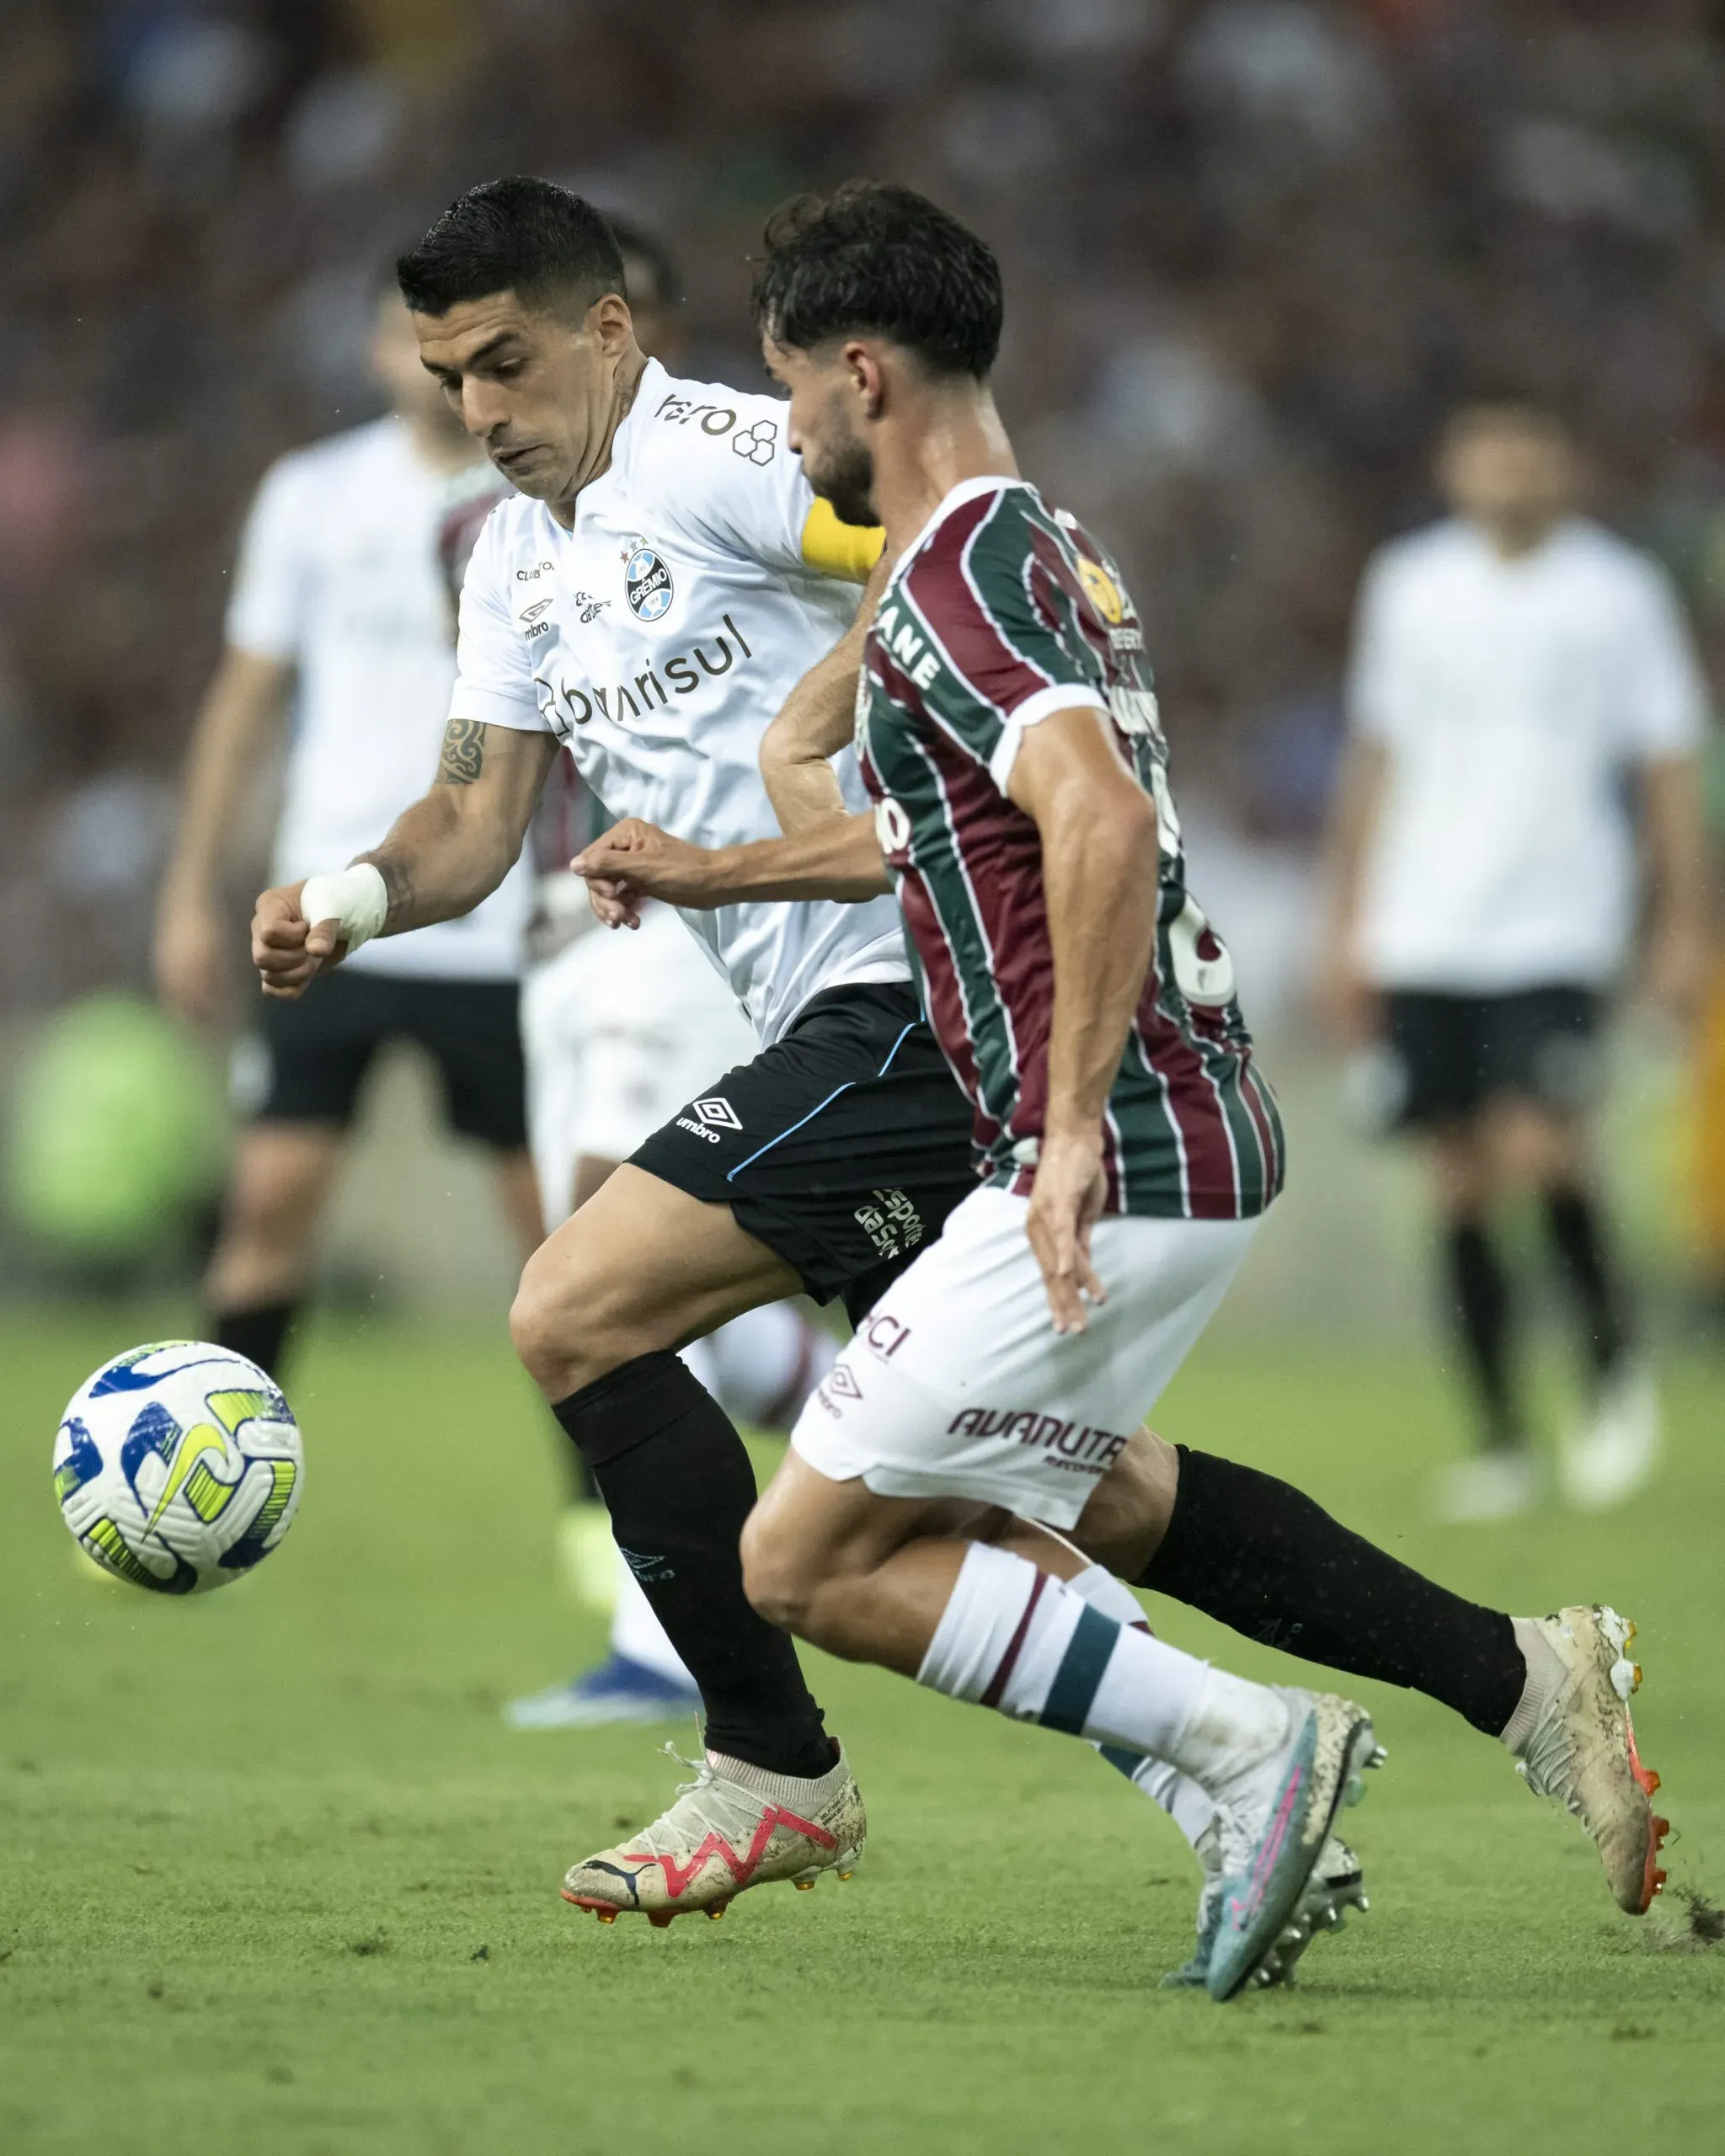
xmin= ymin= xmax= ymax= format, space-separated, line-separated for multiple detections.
xmin=224 ymin=456 xmax=312 ymax=662
xmin=893 ymin=510 xmax=1109 ymax=792
xmin=448 ymin=513 xmax=547 ymax=734
xmin=1614 ymin=558 xmax=1708 ymax=760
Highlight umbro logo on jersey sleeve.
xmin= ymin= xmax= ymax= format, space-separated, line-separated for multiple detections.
xmin=674 ymin=1096 xmax=742 ymax=1145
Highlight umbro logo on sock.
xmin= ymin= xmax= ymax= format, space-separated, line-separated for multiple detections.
xmin=619 ymin=1546 xmax=676 ymax=1582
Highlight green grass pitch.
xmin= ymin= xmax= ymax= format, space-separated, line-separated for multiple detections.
xmin=2 ymin=1312 xmax=1722 ymax=2154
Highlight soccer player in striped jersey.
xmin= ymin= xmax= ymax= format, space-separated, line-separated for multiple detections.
xmin=575 ymin=183 xmax=1671 ymax=1979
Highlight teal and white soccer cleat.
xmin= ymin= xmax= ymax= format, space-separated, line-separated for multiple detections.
xmin=562 ymin=1741 xmax=865 ymax=1925
xmin=1204 ymin=1690 xmax=1383 ymax=2003
xmin=1162 ymin=1828 xmax=1370 ymax=1992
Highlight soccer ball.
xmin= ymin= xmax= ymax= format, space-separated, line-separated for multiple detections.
xmin=54 ymin=1341 xmax=303 ymax=1593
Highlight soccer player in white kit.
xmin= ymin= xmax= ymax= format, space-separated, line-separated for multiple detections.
xmin=504 ymin=216 xmax=837 ymax=1732
xmin=155 ymin=283 xmax=537 ymax=1379
xmin=1325 ymin=405 xmax=1709 ymax=1522
xmin=254 ymin=182 xmax=1669 ymax=1972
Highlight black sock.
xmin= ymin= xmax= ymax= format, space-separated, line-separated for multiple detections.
xmin=1137 ymin=1446 xmax=1527 ymax=1737
xmin=553 ymin=1350 xmax=832 ymax=1777
xmin=563 ymin=1440 xmax=601 ymax=1506
xmin=1445 ymin=1220 xmax=1522 ymax=1450
xmin=214 ymin=1300 xmax=298 ymax=1380
xmin=1545 ymin=1186 xmax=1632 ymax=1383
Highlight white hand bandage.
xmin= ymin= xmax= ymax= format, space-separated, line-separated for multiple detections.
xmin=298 ymin=863 xmax=389 ymax=956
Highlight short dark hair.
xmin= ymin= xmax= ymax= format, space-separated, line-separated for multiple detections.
xmin=750 ymin=181 xmax=1001 ymax=380
xmin=398 ymin=177 xmax=626 ymax=319
xmin=601 ymin=210 xmax=679 ymax=312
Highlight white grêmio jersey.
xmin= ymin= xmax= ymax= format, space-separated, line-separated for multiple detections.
xmin=450 ymin=357 xmax=909 ymax=1044
xmin=228 ymin=415 xmax=531 ymax=980
xmin=1346 ymin=515 xmax=1706 ymax=992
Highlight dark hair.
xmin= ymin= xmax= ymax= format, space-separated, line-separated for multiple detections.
xmin=398 ymin=177 xmax=626 ymax=319
xmin=601 ymin=210 xmax=679 ymax=312
xmin=750 ymin=181 xmax=1001 ymax=379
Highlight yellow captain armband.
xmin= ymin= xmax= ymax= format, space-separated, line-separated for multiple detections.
xmin=800 ymin=499 xmax=885 ymax=584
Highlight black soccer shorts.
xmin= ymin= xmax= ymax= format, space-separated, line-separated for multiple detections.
xmin=248 ymin=970 xmax=528 ymax=1150
xmin=1381 ymin=984 xmax=1603 ymax=1130
xmin=629 ymin=981 xmax=980 ymax=1325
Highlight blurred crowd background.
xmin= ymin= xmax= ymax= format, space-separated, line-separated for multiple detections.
xmin=2 ymin=0 xmax=1721 ymax=1323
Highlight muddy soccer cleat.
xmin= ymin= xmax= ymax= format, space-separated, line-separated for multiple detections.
xmin=1162 ymin=1829 xmax=1370 ymax=1992
xmin=562 ymin=1741 xmax=865 ymax=1925
xmin=1506 ymin=1605 xmax=1669 ymax=1914
xmin=1205 ymin=1690 xmax=1383 ymax=2004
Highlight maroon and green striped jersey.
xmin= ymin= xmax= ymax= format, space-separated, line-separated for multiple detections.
xmin=855 ymin=477 xmax=1284 ymax=1220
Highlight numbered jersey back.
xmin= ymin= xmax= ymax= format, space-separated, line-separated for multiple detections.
xmin=857 ymin=478 xmax=1284 ymax=1223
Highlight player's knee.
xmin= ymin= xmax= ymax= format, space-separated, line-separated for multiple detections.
xmin=510 ymin=1247 xmax=601 ymax=1392
xmin=739 ymin=1512 xmax=813 ymax=1635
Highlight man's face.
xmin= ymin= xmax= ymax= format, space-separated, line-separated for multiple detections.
xmin=764 ymin=333 xmax=878 ymax=526
xmin=1439 ymin=420 xmax=1576 ymax=546
xmin=413 ymin=289 xmax=627 ymax=513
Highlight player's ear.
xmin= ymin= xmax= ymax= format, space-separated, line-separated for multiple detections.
xmin=590 ymin=291 xmax=634 ymax=358
xmin=845 ymin=341 xmax=885 ymax=420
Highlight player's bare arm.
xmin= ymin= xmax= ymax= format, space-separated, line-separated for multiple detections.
xmin=156 ymin=648 xmax=293 ymax=1024
xmin=759 ymin=549 xmax=893 ymax=835
xmin=1005 ymin=708 xmax=1160 ymax=1334
xmin=1318 ymin=736 xmax=1389 ymax=1044
xmin=251 ymin=718 xmax=557 ymax=998
xmin=1638 ymin=750 xmax=1707 ymax=1028
xmin=573 ymin=809 xmax=890 ymax=927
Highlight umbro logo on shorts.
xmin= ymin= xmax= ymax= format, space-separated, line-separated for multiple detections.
xmin=827 ymin=1366 xmax=863 ymax=1400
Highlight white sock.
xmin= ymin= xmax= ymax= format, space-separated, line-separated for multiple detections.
xmin=609 ymin=1551 xmax=695 ymax=1687
xmin=1067 ymin=1564 xmax=1216 ymax=1849
xmin=705 ymin=1303 xmax=836 ymax=1430
xmin=917 ymin=1544 xmax=1283 ymax=1787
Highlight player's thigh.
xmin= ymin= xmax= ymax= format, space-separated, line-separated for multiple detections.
xmin=1383 ymin=991 xmax=1482 ymax=1139
xmin=790 ymin=1186 xmax=1260 ymax=1535
xmin=404 ymin=977 xmax=530 ymax=1154
xmin=521 ymin=937 xmax=594 ymax=1230
xmin=216 ymin=1120 xmax=345 ymax=1251
xmin=510 ymin=1163 xmax=802 ymax=1389
xmin=238 ymin=971 xmax=380 ymax=1138
xmin=573 ymin=939 xmax=756 ymax=1166
xmin=1477 ymin=987 xmax=1601 ymax=1188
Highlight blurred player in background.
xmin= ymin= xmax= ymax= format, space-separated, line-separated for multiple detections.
xmin=508 ymin=214 xmax=836 ymax=1732
xmin=154 ymin=281 xmax=538 ymax=1380
xmin=1326 ymin=404 xmax=1710 ymax=1523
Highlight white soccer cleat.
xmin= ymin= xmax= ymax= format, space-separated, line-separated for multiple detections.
xmin=1432 ymin=1449 xmax=1541 ymax=1526
xmin=1559 ymin=1366 xmax=1661 ymax=1512
xmin=562 ymin=1742 xmax=866 ymax=1925
xmin=1507 ymin=1605 xmax=1668 ymax=1914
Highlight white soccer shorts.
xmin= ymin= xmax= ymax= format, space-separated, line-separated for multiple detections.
xmin=791 ymin=1183 xmax=1260 ymax=1529
xmin=521 ymin=901 xmax=756 ymax=1228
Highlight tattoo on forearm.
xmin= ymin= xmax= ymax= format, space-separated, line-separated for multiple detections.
xmin=437 ymin=719 xmax=485 ymax=785
xmin=356 ymin=851 xmax=414 ymax=927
